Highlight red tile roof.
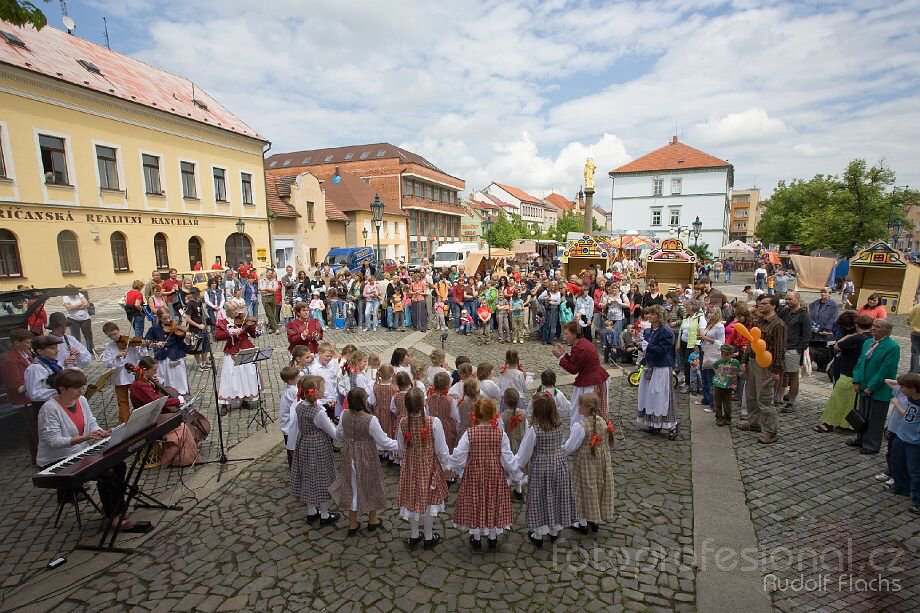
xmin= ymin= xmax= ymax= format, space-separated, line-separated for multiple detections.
xmin=493 ymin=182 xmax=542 ymax=205
xmin=325 ymin=201 xmax=349 ymax=222
xmin=544 ymin=192 xmax=575 ymax=212
xmin=265 ymin=143 xmax=462 ymax=181
xmin=265 ymin=173 xmax=348 ymax=221
xmin=321 ymin=171 xmax=407 ymax=217
xmin=610 ymin=137 xmax=729 ymax=174
xmin=0 ymin=22 xmax=264 ymax=140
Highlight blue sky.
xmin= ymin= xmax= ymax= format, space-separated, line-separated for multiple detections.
xmin=50 ymin=0 xmax=920 ymax=208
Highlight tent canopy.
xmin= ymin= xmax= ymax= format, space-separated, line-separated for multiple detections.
xmin=463 ymin=249 xmax=514 ymax=275
xmin=719 ymin=240 xmax=755 ymax=255
xmin=789 ymin=254 xmax=836 ymax=290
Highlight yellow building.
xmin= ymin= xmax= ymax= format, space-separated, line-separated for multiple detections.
xmin=729 ymin=188 xmax=761 ymax=244
xmin=0 ymin=22 xmax=270 ymax=289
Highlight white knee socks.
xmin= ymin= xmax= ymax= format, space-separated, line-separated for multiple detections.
xmin=409 ymin=517 xmax=420 ymax=539
xmin=423 ymin=515 xmax=434 ymax=540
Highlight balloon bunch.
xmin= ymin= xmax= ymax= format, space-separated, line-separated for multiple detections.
xmin=731 ymin=323 xmax=773 ymax=368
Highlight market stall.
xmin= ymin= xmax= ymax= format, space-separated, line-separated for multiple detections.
xmin=561 ymin=236 xmax=610 ymax=278
xmin=848 ymin=242 xmax=920 ymax=315
xmin=464 ymin=248 xmax=515 ymax=276
xmin=644 ymin=238 xmax=696 ymax=292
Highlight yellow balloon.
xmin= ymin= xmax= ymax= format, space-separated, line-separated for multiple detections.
xmin=755 ymin=338 xmax=767 ymax=353
xmin=755 ymin=350 xmax=773 ymax=368
xmin=733 ymin=323 xmax=751 ymax=341
xmin=750 ymin=327 xmax=762 ymax=342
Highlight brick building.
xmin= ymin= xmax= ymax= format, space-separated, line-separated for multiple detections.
xmin=265 ymin=143 xmax=465 ymax=260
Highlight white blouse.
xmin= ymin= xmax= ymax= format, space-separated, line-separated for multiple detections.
xmin=395 ymin=416 xmax=452 ymax=471
xmin=561 ymin=422 xmax=587 ymax=456
xmin=448 ymin=429 xmax=523 ymax=481
xmin=285 ymin=401 xmax=338 ymax=451
xmin=37 ymin=396 xmax=100 ymax=467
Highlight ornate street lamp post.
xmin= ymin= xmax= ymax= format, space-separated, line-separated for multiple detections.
xmin=235 ymin=217 xmax=245 ymax=267
xmin=691 ymin=215 xmax=702 ymax=247
xmin=481 ymin=212 xmax=494 ymax=272
xmin=371 ymin=194 xmax=384 ymax=279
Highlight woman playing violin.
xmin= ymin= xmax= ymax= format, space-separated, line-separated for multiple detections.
xmin=143 ymin=308 xmax=189 ymax=396
xmin=128 ymin=357 xmax=200 ymax=467
xmin=101 ymin=321 xmax=148 ymax=424
xmin=214 ymin=299 xmax=261 ymax=416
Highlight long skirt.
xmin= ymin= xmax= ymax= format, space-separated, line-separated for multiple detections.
xmin=158 ymin=358 xmax=188 ymax=396
xmin=411 ymin=300 xmax=428 ymax=331
xmin=637 ymin=366 xmax=677 ymax=429
xmin=570 ymin=380 xmax=610 ymax=426
xmin=218 ymin=355 xmax=260 ymax=401
xmin=819 ymin=374 xmax=855 ymax=429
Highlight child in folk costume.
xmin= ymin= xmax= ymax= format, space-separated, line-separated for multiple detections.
xmin=427 ymin=372 xmax=461 ymax=453
xmin=278 ymin=366 xmax=302 ymax=466
xmin=537 ymin=369 xmax=571 ymax=416
xmin=449 ymin=398 xmax=524 ymax=551
xmin=396 ymin=388 xmax=452 ymax=550
xmin=289 ymin=345 xmax=313 ymax=376
xmin=426 ymin=348 xmax=448 ymax=386
xmin=514 ymin=393 xmax=578 ymax=548
xmin=409 ymin=361 xmax=426 ymax=395
xmin=458 ymin=378 xmax=480 ymax=437
xmin=144 ymin=309 xmax=189 ymax=396
xmin=562 ymin=393 xmax=616 ymax=534
xmin=389 ymin=372 xmax=413 ymax=464
xmin=450 ymin=355 xmax=470 ymax=386
xmin=367 ymin=353 xmax=381 ymax=385
xmin=339 ymin=351 xmax=376 ymax=413
xmin=213 ymin=300 xmax=261 ymax=416
xmin=449 ymin=362 xmax=474 ymax=399
xmin=328 ymin=388 xmax=398 ymax=536
xmin=309 ymin=341 xmax=340 ymax=423
xmin=288 ymin=376 xmax=341 ymax=527
xmin=390 ymin=347 xmax=412 ymax=377
xmin=501 ymin=388 xmax=527 ymax=499
xmin=498 ymin=349 xmax=528 ymax=412
xmin=101 ymin=321 xmax=147 ymax=424
xmin=477 ymin=362 xmax=501 ymax=402
xmin=373 ymin=364 xmax=398 ymax=445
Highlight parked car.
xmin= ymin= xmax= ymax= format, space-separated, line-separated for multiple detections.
xmin=407 ymin=257 xmax=427 ymax=273
xmin=381 ymin=258 xmax=399 ymax=273
xmin=325 ymin=247 xmax=376 ymax=273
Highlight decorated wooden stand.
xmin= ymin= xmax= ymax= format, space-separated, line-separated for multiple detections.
xmin=645 ymin=239 xmax=697 ymax=292
xmin=849 ymin=242 xmax=920 ymax=315
xmin=561 ymin=236 xmax=610 ymax=278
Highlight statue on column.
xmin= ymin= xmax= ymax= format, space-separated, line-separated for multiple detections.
xmin=583 ymin=158 xmax=596 ymax=191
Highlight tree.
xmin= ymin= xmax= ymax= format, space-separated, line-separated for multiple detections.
xmin=489 ymin=211 xmax=515 ymax=249
xmin=756 ymin=159 xmax=917 ymax=257
xmin=688 ymin=243 xmax=713 ymax=262
xmin=0 ymin=0 xmax=49 ymax=30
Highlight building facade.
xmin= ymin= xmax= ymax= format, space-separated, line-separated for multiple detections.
xmin=265 ymin=143 xmax=465 ymax=261
xmin=729 ymin=188 xmax=761 ymax=243
xmin=0 ymin=22 xmax=270 ymax=289
xmin=608 ymin=137 xmax=733 ymax=249
xmin=482 ymin=182 xmax=552 ymax=231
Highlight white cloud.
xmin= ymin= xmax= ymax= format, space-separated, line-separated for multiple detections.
xmin=105 ymin=0 xmax=920 ymax=203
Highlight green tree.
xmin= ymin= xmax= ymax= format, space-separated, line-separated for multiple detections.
xmin=0 ymin=0 xmax=49 ymax=30
xmin=489 ymin=211 xmax=515 ymax=249
xmin=756 ymin=159 xmax=916 ymax=257
xmin=688 ymin=243 xmax=713 ymax=261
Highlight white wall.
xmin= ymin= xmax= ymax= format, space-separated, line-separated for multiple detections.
xmin=610 ymin=169 xmax=730 ymax=248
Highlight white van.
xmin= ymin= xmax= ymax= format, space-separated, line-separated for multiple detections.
xmin=432 ymin=242 xmax=479 ymax=270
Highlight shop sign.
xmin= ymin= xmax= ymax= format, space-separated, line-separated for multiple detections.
xmin=0 ymin=205 xmax=201 ymax=226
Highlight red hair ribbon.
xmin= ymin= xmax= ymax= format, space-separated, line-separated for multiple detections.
xmin=427 ymin=386 xmax=436 ymax=397
xmin=590 ymin=434 xmax=601 ymax=448
xmin=607 ymin=421 xmax=614 ymax=433
xmin=543 ymin=391 xmax=553 ymax=398
xmin=508 ymin=413 xmax=525 ymax=430
xmin=490 ymin=415 xmax=499 ymax=428
xmin=470 ymin=412 xmax=477 ymax=426
xmin=404 ymin=430 xmax=412 ymax=445
xmin=421 ymin=427 xmax=431 ymax=441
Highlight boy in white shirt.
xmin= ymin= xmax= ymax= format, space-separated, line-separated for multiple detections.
xmin=309 ymin=341 xmax=340 ymax=421
xmin=100 ymin=321 xmax=147 ymax=424
xmin=278 ymin=366 xmax=302 ymax=466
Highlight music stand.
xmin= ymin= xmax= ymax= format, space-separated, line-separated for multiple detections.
xmin=234 ymin=346 xmax=274 ymax=430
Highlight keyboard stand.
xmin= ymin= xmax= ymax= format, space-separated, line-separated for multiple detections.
xmin=76 ymin=440 xmax=183 ymax=553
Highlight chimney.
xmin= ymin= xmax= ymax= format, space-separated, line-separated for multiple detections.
xmin=671 ymin=135 xmax=678 ymax=145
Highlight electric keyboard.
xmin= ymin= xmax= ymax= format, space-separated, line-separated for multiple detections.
xmin=33 ymin=413 xmax=183 ymax=490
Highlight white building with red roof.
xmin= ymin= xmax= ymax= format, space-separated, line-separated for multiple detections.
xmin=478 ymin=182 xmax=552 ymax=231
xmin=609 ymin=136 xmax=734 ymax=249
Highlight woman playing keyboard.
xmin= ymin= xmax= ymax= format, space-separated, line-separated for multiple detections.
xmin=37 ymin=368 xmax=139 ymax=530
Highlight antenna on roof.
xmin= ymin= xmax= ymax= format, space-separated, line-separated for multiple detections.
xmin=102 ymin=17 xmax=111 ymax=50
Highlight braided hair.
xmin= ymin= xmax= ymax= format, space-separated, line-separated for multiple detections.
xmin=404 ymin=388 xmax=427 ymax=448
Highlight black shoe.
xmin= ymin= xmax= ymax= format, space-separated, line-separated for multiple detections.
xmin=909 ymin=506 xmax=920 ymax=515
xmin=367 ymin=521 xmax=384 ymax=532
xmin=859 ymin=449 xmax=878 ymax=455
xmin=588 ymin=522 xmax=599 ymax=533
xmin=548 ymin=533 xmax=558 ymax=542
xmin=423 ymin=533 xmax=442 ymax=550
xmin=571 ymin=523 xmax=589 ymax=535
xmin=668 ymin=425 xmax=679 ymax=441
xmin=469 ymin=535 xmax=481 ymax=551
xmin=487 ymin=537 xmax=498 ymax=551
xmin=319 ymin=512 xmax=340 ymax=526
xmin=846 ymin=440 xmax=861 ymax=447
xmin=513 ymin=490 xmax=523 ymax=501
xmin=528 ymin=533 xmax=544 ymax=548
xmin=306 ymin=512 xmax=320 ymax=524
xmin=408 ymin=535 xmax=423 ymax=549
xmin=347 ymin=526 xmax=360 ymax=537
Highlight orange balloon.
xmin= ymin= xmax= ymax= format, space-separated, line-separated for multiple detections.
xmin=755 ymin=338 xmax=767 ymax=353
xmin=750 ymin=327 xmax=762 ymax=342
xmin=733 ymin=323 xmax=751 ymax=341
xmin=755 ymin=350 xmax=773 ymax=368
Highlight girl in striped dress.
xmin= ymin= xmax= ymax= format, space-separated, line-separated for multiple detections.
xmin=328 ymin=388 xmax=398 ymax=537
xmin=457 ymin=378 xmax=480 ymax=438
xmin=396 ymin=388 xmax=452 ymax=550
xmin=449 ymin=398 xmax=524 ymax=551
xmin=372 ymin=364 xmax=398 ymax=438
xmin=389 ymin=372 xmax=413 ymax=464
xmin=562 ymin=392 xmax=615 ymax=534
xmin=426 ymin=372 xmax=460 ymax=451
xmin=515 ymin=393 xmax=577 ymax=548
xmin=288 ymin=376 xmax=340 ymax=527
xmin=501 ymin=388 xmax=527 ymax=499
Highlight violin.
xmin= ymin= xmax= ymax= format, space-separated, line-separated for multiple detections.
xmin=116 ymin=335 xmax=147 ymax=351
xmin=125 ymin=363 xmax=180 ymax=400
xmin=163 ymin=321 xmax=187 ymax=337
xmin=233 ymin=313 xmax=258 ymax=328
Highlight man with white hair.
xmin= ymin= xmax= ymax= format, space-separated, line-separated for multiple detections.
xmin=849 ymin=318 xmax=900 ymax=455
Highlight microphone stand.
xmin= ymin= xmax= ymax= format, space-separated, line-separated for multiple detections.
xmin=198 ymin=326 xmax=252 ymax=481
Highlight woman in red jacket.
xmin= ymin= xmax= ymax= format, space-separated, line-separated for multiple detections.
xmin=286 ymin=301 xmax=323 ymax=354
xmin=552 ymin=321 xmax=610 ymax=424
xmin=214 ymin=299 xmax=261 ymax=415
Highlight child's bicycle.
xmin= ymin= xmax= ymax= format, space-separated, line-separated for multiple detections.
xmin=626 ymin=364 xmax=680 ymax=388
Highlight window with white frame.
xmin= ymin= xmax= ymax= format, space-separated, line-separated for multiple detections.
xmin=0 ymin=127 xmax=7 ymax=178
xmin=180 ymin=161 xmax=197 ymax=199
xmin=95 ymin=145 xmax=119 ymax=190
xmin=671 ymin=177 xmax=682 ymax=195
xmin=142 ymin=154 xmax=162 ymax=194
xmin=653 ymin=178 xmax=663 ymax=196
xmin=39 ymin=134 xmax=69 ymax=185
xmin=651 ymin=209 xmax=662 ymax=226
xmin=241 ymin=172 xmax=254 ymax=205
xmin=213 ymin=167 xmax=227 ymax=202
xmin=669 ymin=209 xmax=680 ymax=226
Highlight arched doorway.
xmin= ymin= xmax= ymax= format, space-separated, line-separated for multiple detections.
xmin=225 ymin=233 xmax=252 ymax=268
xmin=188 ymin=236 xmax=203 ymax=270
xmin=153 ymin=232 xmax=169 ymax=270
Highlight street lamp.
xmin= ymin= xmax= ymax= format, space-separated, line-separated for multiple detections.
xmin=889 ymin=185 xmax=909 ymax=249
xmin=371 ymin=194 xmax=384 ymax=279
xmin=482 ymin=212 xmax=494 ymax=272
xmin=691 ymin=215 xmax=703 ymax=246
xmin=235 ymin=218 xmax=245 ymax=267
xmin=362 ymin=227 xmax=369 ymax=246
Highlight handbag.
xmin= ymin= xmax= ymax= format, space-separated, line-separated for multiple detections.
xmin=184 ymin=331 xmax=204 ymax=354
xmin=845 ymin=395 xmax=868 ymax=433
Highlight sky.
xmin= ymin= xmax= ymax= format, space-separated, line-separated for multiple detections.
xmin=54 ymin=0 xmax=920 ymax=212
